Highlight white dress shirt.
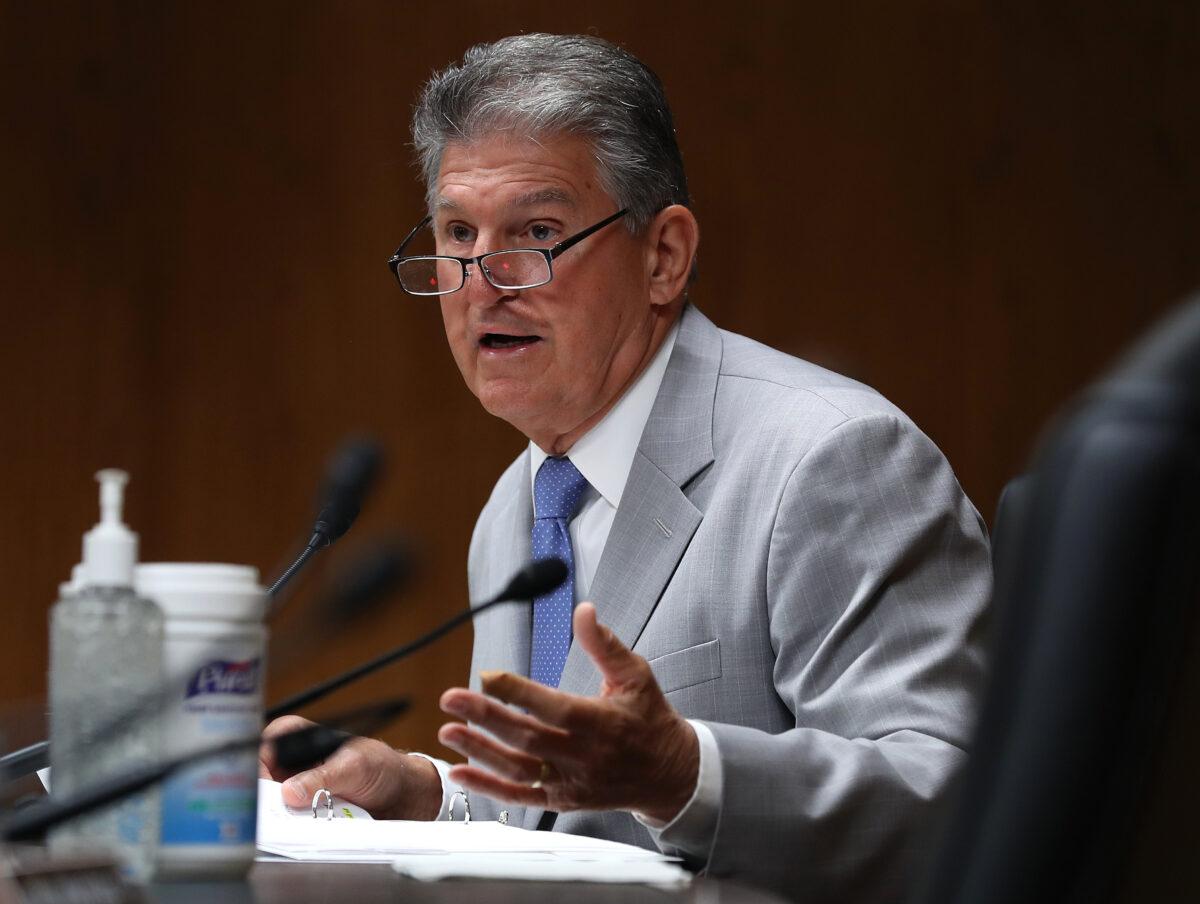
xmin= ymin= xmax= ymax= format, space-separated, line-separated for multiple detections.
xmin=423 ymin=318 xmax=722 ymax=860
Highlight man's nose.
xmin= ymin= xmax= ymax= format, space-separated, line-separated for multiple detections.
xmin=462 ymin=260 xmax=514 ymax=307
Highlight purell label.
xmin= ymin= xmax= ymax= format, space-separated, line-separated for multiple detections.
xmin=184 ymin=659 xmax=260 ymax=698
xmin=162 ymin=628 xmax=263 ymax=853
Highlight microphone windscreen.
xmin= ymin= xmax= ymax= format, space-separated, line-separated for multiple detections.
xmin=499 ymin=557 xmax=569 ymax=602
xmin=312 ymin=437 xmax=383 ymax=546
xmin=272 ymin=725 xmax=351 ymax=772
xmin=316 ymin=539 xmax=413 ymax=627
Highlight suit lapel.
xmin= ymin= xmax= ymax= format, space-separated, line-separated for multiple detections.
xmin=555 ymin=453 xmax=703 ymax=697
xmin=521 ymin=305 xmax=722 ymax=831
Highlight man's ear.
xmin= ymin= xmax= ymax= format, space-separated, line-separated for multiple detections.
xmin=644 ymin=205 xmax=700 ymax=308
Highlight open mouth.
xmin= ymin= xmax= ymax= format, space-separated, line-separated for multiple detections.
xmin=480 ymin=333 xmax=541 ymax=350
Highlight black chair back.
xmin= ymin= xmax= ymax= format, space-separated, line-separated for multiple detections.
xmin=916 ymin=295 xmax=1200 ymax=903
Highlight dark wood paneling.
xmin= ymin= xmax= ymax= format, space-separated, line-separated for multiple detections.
xmin=1 ymin=2 xmax=1197 ymax=763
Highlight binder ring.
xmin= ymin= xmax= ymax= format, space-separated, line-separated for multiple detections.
xmin=312 ymin=787 xmax=334 ymax=820
xmin=448 ymin=790 xmax=471 ymax=824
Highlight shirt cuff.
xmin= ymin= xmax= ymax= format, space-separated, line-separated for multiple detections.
xmin=631 ymin=719 xmax=722 ymax=861
xmin=407 ymin=753 xmax=460 ymax=821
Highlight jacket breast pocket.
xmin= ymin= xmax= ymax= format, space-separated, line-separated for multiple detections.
xmin=646 ymin=639 xmax=721 ymax=695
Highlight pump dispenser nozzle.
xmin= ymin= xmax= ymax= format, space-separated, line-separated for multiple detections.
xmin=97 ymin=468 xmax=128 ymax=524
xmin=82 ymin=469 xmax=139 ymax=587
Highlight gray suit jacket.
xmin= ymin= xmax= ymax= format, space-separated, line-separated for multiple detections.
xmin=464 ymin=305 xmax=991 ymax=903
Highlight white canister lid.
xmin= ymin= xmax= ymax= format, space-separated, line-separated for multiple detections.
xmin=135 ymin=563 xmax=266 ymax=621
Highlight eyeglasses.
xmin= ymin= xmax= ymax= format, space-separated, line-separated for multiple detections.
xmin=387 ymin=208 xmax=629 ymax=297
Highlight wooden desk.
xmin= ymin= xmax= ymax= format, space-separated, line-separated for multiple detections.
xmin=149 ymin=861 xmax=791 ymax=904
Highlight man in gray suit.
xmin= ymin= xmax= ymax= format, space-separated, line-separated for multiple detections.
xmin=262 ymin=34 xmax=990 ymax=903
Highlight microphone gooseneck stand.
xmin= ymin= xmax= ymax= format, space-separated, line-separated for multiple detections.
xmin=0 ymin=697 xmax=409 ymax=843
xmin=266 ymin=437 xmax=383 ymax=603
xmin=266 ymin=556 xmax=568 ymax=719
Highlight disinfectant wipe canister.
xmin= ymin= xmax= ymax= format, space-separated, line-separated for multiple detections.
xmin=135 ymin=563 xmax=266 ymax=879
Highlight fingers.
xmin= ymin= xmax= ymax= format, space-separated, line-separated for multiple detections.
xmin=259 ymin=715 xmax=317 ymax=781
xmin=261 ymin=718 xmax=442 ymax=820
xmin=447 ymin=763 xmax=549 ymax=808
xmin=279 ymin=764 xmax=331 ymax=808
xmin=440 ymin=687 xmax=570 ymax=756
xmin=275 ymin=733 xmax=382 ymax=808
xmin=437 ymin=721 xmax=544 ymax=784
xmin=572 ymin=602 xmax=647 ymax=688
xmin=476 ymin=671 xmax=576 ymax=726
xmin=261 ymin=714 xmax=316 ymax=739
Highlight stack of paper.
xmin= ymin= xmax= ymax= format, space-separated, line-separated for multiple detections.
xmin=391 ymin=851 xmax=690 ymax=886
xmin=256 ymin=780 xmax=690 ymax=886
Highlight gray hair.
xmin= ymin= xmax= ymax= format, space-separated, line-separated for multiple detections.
xmin=411 ymin=34 xmax=690 ymax=233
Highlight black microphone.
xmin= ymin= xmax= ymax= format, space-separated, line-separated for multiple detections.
xmin=266 ymin=539 xmax=414 ymax=677
xmin=310 ymin=438 xmax=383 ymax=548
xmin=266 ymin=557 xmax=568 ymax=719
xmin=267 ymin=437 xmax=383 ymax=601
xmin=501 ymin=557 xmax=569 ymax=602
xmin=0 ymin=697 xmax=410 ymax=843
xmin=314 ymin=538 xmax=412 ymax=627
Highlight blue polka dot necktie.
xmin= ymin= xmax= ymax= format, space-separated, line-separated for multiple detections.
xmin=530 ymin=456 xmax=589 ymax=688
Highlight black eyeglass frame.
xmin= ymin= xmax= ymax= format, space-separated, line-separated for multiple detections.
xmin=387 ymin=208 xmax=630 ymax=296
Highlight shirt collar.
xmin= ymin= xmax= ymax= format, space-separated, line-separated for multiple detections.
xmin=529 ymin=319 xmax=681 ymax=509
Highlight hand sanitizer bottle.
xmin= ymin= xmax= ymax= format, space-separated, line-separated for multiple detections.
xmin=49 ymin=469 xmax=165 ymax=882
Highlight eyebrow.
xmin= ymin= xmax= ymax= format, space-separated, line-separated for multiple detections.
xmin=433 ymin=187 xmax=577 ymax=213
xmin=512 ymin=188 xmax=576 ymax=208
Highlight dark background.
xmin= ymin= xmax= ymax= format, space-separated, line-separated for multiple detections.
xmin=1 ymin=2 xmax=1197 ymax=764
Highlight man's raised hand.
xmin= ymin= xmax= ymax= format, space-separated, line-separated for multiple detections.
xmin=437 ymin=602 xmax=700 ymax=823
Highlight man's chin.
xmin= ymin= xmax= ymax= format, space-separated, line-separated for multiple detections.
xmin=475 ymin=383 xmax=544 ymax=431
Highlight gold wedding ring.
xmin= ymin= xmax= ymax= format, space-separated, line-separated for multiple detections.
xmin=530 ymin=760 xmax=552 ymax=789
